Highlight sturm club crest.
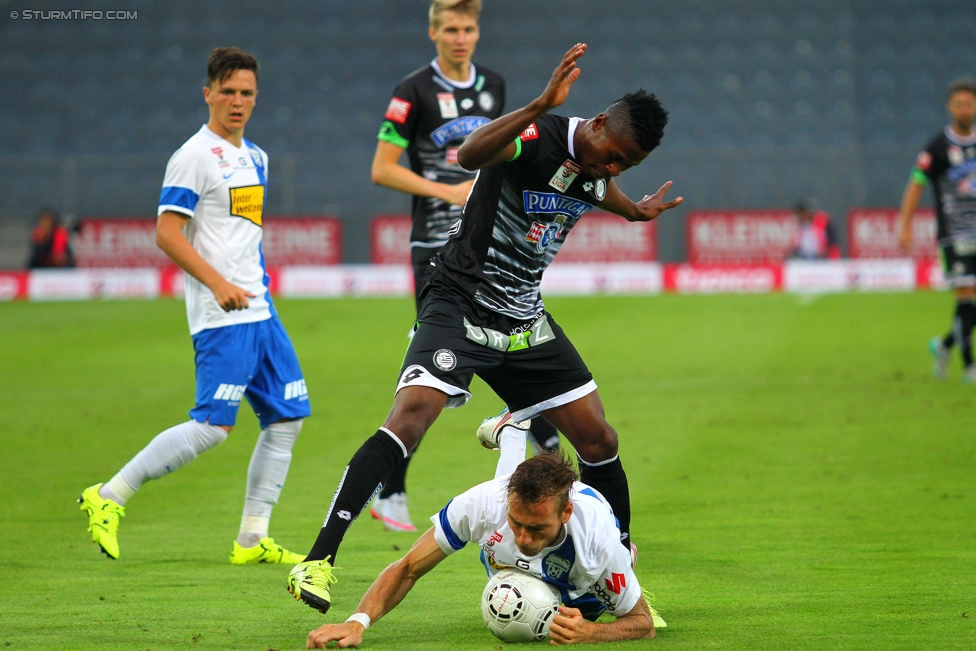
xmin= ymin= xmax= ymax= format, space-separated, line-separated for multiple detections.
xmin=433 ymin=349 xmax=457 ymax=371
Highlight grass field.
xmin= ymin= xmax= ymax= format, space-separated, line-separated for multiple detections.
xmin=2 ymin=291 xmax=974 ymax=650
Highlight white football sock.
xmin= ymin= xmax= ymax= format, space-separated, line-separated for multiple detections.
xmin=104 ymin=420 xmax=228 ymax=504
xmin=237 ymin=418 xmax=302 ymax=546
xmin=495 ymin=426 xmax=528 ymax=479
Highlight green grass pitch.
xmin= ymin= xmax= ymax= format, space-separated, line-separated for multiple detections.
xmin=1 ymin=292 xmax=974 ymax=650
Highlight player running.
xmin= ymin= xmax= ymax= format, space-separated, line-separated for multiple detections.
xmin=79 ymin=48 xmax=310 ymax=564
xmin=899 ymin=78 xmax=976 ymax=381
xmin=287 ymin=43 xmax=681 ymax=615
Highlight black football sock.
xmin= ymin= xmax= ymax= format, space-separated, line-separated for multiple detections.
xmin=380 ymin=438 xmax=419 ymax=498
xmin=578 ymin=455 xmax=632 ymax=549
xmin=958 ymin=301 xmax=976 ymax=368
xmin=306 ymin=429 xmax=406 ymax=563
xmin=528 ymin=417 xmax=561 ymax=452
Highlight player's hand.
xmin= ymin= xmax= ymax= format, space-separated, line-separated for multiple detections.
xmin=442 ymin=179 xmax=474 ymax=206
xmin=307 ymin=621 xmax=365 ymax=649
xmin=211 ymin=278 xmax=257 ymax=311
xmin=537 ymin=43 xmax=586 ymax=111
xmin=629 ymin=181 xmax=683 ymax=222
xmin=548 ymin=606 xmax=590 ymax=645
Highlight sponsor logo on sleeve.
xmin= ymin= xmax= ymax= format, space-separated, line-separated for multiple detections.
xmin=519 ymin=123 xmax=539 ymax=141
xmin=229 ymin=184 xmax=265 ymax=226
xmin=437 ymin=92 xmax=459 ymax=119
xmin=605 ymin=572 xmax=627 ymax=595
xmin=916 ymin=151 xmax=931 ymax=171
xmin=385 ymin=97 xmax=412 ymax=124
xmin=549 ymin=159 xmax=582 ymax=193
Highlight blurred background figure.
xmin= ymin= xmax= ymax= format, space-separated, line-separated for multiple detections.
xmin=27 ymin=207 xmax=74 ymax=268
xmin=790 ymin=198 xmax=839 ymax=260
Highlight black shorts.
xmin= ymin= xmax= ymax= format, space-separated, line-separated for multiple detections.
xmin=396 ymin=272 xmax=595 ymax=421
xmin=941 ymin=244 xmax=976 ymax=288
xmin=411 ymin=246 xmax=440 ymax=313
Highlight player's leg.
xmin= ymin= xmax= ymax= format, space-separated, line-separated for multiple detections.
xmin=482 ymin=311 xmax=633 ymax=549
xmin=80 ymin=324 xmax=250 ymax=559
xmin=955 ymin=282 xmax=976 ymax=380
xmin=230 ymin=317 xmax=311 ymax=564
xmin=372 ymin=248 xmax=440 ymax=530
xmin=289 ymin=309 xmax=481 ymax=613
xmin=542 ymin=391 xmax=633 ymax=550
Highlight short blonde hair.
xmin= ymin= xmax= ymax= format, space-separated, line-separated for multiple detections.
xmin=429 ymin=0 xmax=481 ymax=29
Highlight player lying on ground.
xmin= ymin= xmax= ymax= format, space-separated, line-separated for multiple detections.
xmin=305 ymin=416 xmax=664 ymax=648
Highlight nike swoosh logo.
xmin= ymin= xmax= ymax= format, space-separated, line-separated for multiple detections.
xmin=223 ymin=171 xmax=236 ymax=179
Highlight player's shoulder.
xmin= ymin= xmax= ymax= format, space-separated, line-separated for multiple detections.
xmin=475 ymin=63 xmax=505 ymax=86
xmin=242 ymin=137 xmax=268 ymax=163
xmin=396 ymin=63 xmax=438 ymax=90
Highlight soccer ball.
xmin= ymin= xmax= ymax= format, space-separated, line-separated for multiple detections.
xmin=481 ymin=570 xmax=560 ymax=643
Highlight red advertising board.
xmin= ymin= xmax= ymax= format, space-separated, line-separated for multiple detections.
xmin=847 ymin=208 xmax=937 ymax=260
xmin=74 ymin=217 xmax=342 ymax=267
xmin=687 ymin=210 xmax=796 ymax=264
xmin=371 ymin=215 xmax=412 ymax=264
xmin=558 ymin=212 xmax=657 ymax=262
xmin=369 ymin=212 xmax=657 ymax=264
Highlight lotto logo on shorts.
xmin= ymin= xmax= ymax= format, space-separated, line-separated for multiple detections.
xmin=385 ymin=97 xmax=411 ymax=124
xmin=213 ymin=384 xmax=246 ymax=401
xmin=284 ymin=379 xmax=308 ymax=400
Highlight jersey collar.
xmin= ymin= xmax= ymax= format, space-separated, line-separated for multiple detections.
xmin=567 ymin=117 xmax=583 ymax=159
xmin=945 ymin=125 xmax=976 ymax=147
xmin=430 ymin=58 xmax=477 ymax=89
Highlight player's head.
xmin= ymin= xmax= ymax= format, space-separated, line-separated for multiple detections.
xmin=203 ymin=48 xmax=259 ymax=139
xmin=428 ymin=0 xmax=481 ymax=68
xmin=947 ymin=78 xmax=976 ymax=130
xmin=506 ymin=452 xmax=577 ymax=556
xmin=578 ymin=90 xmax=669 ymax=181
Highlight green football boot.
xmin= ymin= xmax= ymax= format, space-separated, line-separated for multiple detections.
xmin=78 ymin=483 xmax=125 ymax=559
xmin=230 ymin=537 xmax=305 ymax=565
xmin=287 ymin=557 xmax=339 ymax=614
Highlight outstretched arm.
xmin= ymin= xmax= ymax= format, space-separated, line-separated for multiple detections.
xmin=457 ymin=43 xmax=587 ymax=171
xmin=599 ymin=179 xmax=683 ymax=223
xmin=306 ymin=528 xmax=448 ymax=649
xmin=547 ymin=595 xmax=655 ymax=645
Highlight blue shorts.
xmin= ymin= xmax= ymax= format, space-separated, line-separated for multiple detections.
xmin=190 ymin=318 xmax=311 ymax=429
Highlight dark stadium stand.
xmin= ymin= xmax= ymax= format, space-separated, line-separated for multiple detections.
xmin=0 ymin=0 xmax=973 ymax=265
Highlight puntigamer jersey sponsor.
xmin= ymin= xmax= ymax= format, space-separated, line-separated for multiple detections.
xmin=377 ymin=60 xmax=505 ymax=249
xmin=914 ymin=127 xmax=976 ymax=245
xmin=436 ymin=114 xmax=607 ymax=319
xmin=431 ymin=477 xmax=642 ymax=620
xmin=158 ymin=125 xmax=273 ymax=335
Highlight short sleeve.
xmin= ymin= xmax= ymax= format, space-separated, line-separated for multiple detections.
xmin=158 ymin=146 xmax=208 ymax=218
xmin=430 ymin=481 xmax=497 ymax=556
xmin=589 ymin=543 xmax=642 ymax=617
xmin=377 ymin=80 xmax=419 ymax=150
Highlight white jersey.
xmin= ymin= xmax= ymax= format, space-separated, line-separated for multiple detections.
xmin=432 ymin=477 xmax=642 ymax=619
xmin=158 ymin=125 xmax=273 ymax=335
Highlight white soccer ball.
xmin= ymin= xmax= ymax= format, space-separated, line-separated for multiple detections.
xmin=481 ymin=570 xmax=560 ymax=643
